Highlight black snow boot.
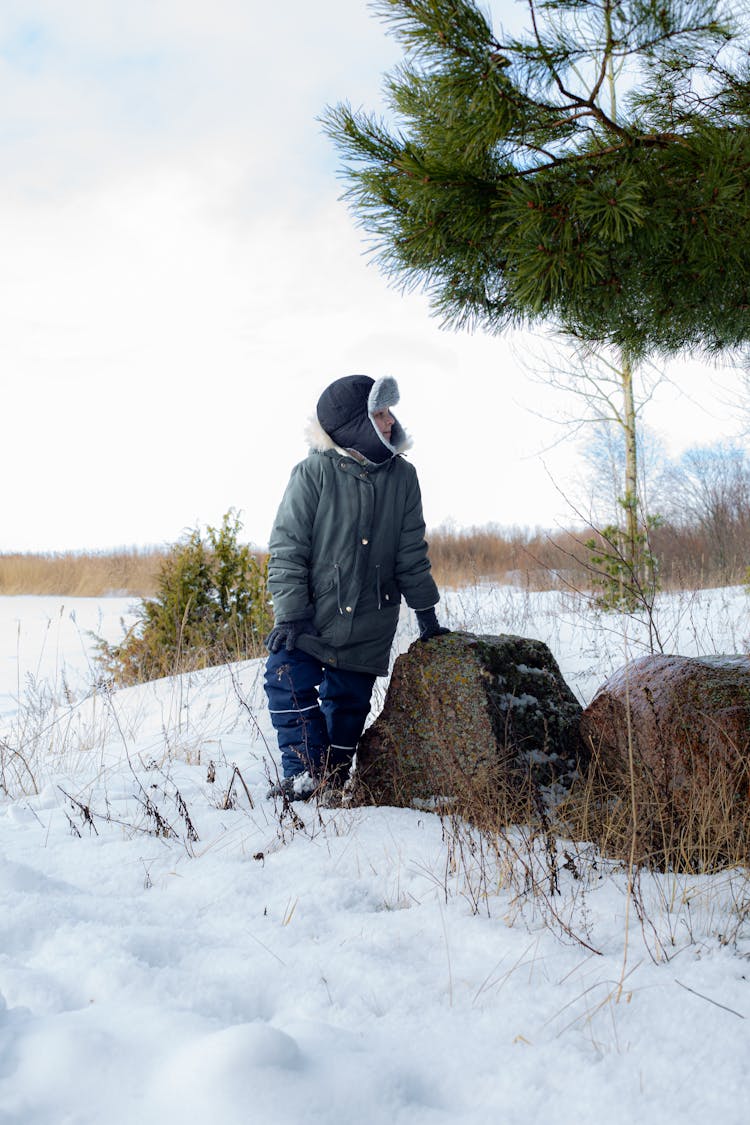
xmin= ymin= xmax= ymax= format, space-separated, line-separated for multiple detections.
xmin=266 ymin=772 xmax=317 ymax=802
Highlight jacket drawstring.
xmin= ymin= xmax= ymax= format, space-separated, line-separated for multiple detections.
xmin=334 ymin=563 xmax=343 ymax=614
xmin=376 ymin=564 xmax=382 ymax=610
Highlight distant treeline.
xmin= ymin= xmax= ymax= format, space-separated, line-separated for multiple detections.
xmin=426 ymin=519 xmax=750 ymax=591
xmin=1 ymin=513 xmax=747 ymax=597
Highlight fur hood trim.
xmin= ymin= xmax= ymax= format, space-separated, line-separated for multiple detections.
xmin=305 ymin=414 xmax=412 ymax=459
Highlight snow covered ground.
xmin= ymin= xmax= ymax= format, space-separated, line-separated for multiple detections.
xmin=1 ymin=588 xmax=750 ymax=1125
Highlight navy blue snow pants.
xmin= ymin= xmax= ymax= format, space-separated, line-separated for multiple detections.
xmin=264 ymin=647 xmax=376 ymax=780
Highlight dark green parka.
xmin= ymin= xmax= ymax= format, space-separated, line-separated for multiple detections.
xmin=267 ymin=421 xmax=439 ymax=676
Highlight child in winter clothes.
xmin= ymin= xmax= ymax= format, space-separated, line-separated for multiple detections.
xmin=264 ymin=374 xmax=448 ymax=799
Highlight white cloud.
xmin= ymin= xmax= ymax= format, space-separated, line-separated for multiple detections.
xmin=0 ymin=1 xmax=399 ymax=200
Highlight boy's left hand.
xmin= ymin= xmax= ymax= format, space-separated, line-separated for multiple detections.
xmin=415 ymin=607 xmax=451 ymax=642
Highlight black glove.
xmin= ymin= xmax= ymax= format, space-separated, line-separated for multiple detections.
xmin=415 ymin=607 xmax=451 ymax=642
xmin=265 ymin=618 xmax=319 ymax=654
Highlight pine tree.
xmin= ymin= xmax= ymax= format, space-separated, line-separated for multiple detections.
xmin=322 ymin=0 xmax=750 ymax=583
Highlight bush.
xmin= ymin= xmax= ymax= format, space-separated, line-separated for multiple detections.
xmin=97 ymin=511 xmax=272 ymax=685
xmin=585 ymin=513 xmax=660 ymax=613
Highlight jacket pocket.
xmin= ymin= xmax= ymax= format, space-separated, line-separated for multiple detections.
xmin=310 ymin=561 xmax=335 ymax=599
xmin=375 ymin=569 xmax=400 ymax=610
xmin=311 ymin=577 xmax=335 ymax=600
xmin=311 ymin=564 xmax=344 ymax=621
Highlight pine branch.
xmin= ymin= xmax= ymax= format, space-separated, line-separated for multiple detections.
xmin=323 ymin=0 xmax=750 ymax=359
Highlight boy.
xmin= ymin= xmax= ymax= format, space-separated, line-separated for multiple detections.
xmin=264 ymin=374 xmax=448 ymax=799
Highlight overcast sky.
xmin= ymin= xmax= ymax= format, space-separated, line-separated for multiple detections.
xmin=1 ymin=0 xmax=744 ymax=552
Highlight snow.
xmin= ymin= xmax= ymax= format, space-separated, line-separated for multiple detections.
xmin=1 ymin=588 xmax=750 ymax=1125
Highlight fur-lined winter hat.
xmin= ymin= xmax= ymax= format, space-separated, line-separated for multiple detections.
xmin=316 ymin=375 xmax=408 ymax=464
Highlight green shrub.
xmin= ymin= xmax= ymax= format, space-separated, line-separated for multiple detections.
xmin=97 ymin=510 xmax=272 ymax=685
xmin=586 ymin=512 xmax=661 ymax=613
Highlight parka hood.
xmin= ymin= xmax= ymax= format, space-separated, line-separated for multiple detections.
xmin=313 ymin=375 xmax=411 ymax=464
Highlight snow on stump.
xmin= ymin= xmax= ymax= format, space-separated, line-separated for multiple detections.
xmin=353 ymin=632 xmax=584 ymax=810
xmin=579 ymin=654 xmax=750 ymax=870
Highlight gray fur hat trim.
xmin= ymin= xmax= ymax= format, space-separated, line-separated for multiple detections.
xmin=368 ymin=376 xmax=399 ymax=413
xmin=368 ymin=376 xmax=407 ymax=458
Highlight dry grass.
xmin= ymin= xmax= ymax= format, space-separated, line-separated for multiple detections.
xmin=429 ymin=521 xmax=750 ymax=591
xmin=426 ymin=524 xmax=577 ymax=589
xmin=0 ymin=549 xmax=169 ymax=597
xmin=3 ymin=514 xmax=749 ymax=598
xmin=560 ymin=738 xmax=750 ymax=874
xmin=424 ymin=720 xmax=750 ymax=881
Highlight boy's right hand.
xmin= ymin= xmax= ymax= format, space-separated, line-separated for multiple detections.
xmin=265 ymin=618 xmax=319 ymax=654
